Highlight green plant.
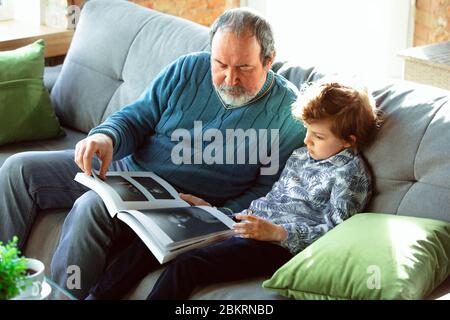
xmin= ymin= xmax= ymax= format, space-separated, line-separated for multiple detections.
xmin=0 ymin=236 xmax=27 ymax=300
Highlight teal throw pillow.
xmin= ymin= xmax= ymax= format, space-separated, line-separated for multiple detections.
xmin=263 ymin=213 xmax=450 ymax=299
xmin=0 ymin=39 xmax=64 ymax=146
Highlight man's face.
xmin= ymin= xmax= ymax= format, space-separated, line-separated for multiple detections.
xmin=303 ymin=119 xmax=352 ymax=160
xmin=211 ymin=29 xmax=273 ymax=107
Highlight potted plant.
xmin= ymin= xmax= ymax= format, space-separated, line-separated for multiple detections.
xmin=0 ymin=236 xmax=28 ymax=300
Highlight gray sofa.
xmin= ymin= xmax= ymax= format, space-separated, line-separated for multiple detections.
xmin=1 ymin=0 xmax=449 ymax=299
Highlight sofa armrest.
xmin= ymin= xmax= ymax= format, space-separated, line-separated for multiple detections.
xmin=44 ymin=64 xmax=63 ymax=93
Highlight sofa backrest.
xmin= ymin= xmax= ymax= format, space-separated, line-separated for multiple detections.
xmin=51 ymin=0 xmax=210 ymax=133
xmin=276 ymin=62 xmax=450 ymax=223
xmin=366 ymin=82 xmax=449 ymax=222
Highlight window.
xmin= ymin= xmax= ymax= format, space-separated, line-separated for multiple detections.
xmin=245 ymin=0 xmax=415 ymax=79
xmin=0 ymin=1 xmax=81 ymax=28
xmin=0 ymin=0 xmax=14 ymax=21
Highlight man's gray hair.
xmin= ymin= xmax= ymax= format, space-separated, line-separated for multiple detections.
xmin=210 ymin=8 xmax=275 ymax=66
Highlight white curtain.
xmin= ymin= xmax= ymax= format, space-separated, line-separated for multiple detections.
xmin=245 ymin=0 xmax=414 ymax=80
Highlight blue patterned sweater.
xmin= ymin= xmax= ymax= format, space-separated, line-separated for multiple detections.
xmin=247 ymin=147 xmax=372 ymax=254
xmin=90 ymin=52 xmax=305 ymax=212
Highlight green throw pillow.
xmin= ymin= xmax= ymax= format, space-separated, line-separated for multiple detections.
xmin=0 ymin=39 xmax=64 ymax=146
xmin=263 ymin=213 xmax=450 ymax=300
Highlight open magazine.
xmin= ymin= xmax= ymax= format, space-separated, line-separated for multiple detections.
xmin=74 ymin=170 xmax=235 ymax=263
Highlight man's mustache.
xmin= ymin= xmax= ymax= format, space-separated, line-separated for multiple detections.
xmin=217 ymin=84 xmax=247 ymax=96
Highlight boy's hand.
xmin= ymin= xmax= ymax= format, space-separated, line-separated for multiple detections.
xmin=233 ymin=213 xmax=288 ymax=242
xmin=179 ymin=193 xmax=212 ymax=207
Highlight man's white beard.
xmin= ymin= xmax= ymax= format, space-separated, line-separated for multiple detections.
xmin=215 ymin=84 xmax=256 ymax=108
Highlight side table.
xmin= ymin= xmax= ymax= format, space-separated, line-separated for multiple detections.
xmin=398 ymin=41 xmax=450 ymax=91
xmin=42 ymin=277 xmax=77 ymax=300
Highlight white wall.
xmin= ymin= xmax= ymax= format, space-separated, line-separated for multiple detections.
xmin=245 ymin=0 xmax=414 ymax=80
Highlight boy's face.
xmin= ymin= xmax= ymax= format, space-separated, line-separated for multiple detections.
xmin=303 ymin=119 xmax=352 ymax=160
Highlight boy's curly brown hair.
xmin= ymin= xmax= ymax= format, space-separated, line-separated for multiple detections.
xmin=292 ymin=81 xmax=383 ymax=150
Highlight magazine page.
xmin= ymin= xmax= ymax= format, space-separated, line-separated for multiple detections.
xmin=74 ymin=172 xmax=125 ymax=217
xmin=116 ymin=212 xmax=167 ymax=264
xmin=117 ymin=207 xmax=235 ymax=264
xmin=118 ymin=171 xmax=189 ymax=209
xmin=199 ymin=206 xmax=235 ymax=229
xmin=120 ymin=206 xmax=234 ymax=249
xmin=74 ymin=171 xmax=189 ymax=217
xmin=117 ymin=211 xmax=214 ymax=264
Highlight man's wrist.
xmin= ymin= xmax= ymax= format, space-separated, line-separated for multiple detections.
xmin=89 ymin=128 xmax=117 ymax=148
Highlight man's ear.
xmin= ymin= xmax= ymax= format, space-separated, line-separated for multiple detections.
xmin=264 ymin=51 xmax=276 ymax=70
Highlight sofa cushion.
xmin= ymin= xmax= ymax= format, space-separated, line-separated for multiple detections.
xmin=43 ymin=64 xmax=63 ymax=93
xmin=0 ymin=39 xmax=64 ymax=146
xmin=263 ymin=213 xmax=450 ymax=300
xmin=0 ymin=127 xmax=86 ymax=167
xmin=51 ymin=0 xmax=210 ymax=133
xmin=22 ymin=209 xmax=68 ymax=277
xmin=125 ymin=268 xmax=285 ymax=300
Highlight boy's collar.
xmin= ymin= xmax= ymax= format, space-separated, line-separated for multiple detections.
xmin=308 ymin=148 xmax=357 ymax=166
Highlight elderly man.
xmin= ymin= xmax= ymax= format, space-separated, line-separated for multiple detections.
xmin=0 ymin=8 xmax=304 ymax=299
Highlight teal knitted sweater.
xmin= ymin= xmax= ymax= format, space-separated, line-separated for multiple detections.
xmin=90 ymin=52 xmax=305 ymax=212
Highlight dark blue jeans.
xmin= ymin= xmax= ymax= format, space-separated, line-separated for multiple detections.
xmin=89 ymin=236 xmax=293 ymax=300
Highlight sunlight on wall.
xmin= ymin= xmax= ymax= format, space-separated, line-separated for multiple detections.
xmin=246 ymin=0 xmax=414 ymax=80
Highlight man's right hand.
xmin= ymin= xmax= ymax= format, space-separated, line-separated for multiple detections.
xmin=179 ymin=193 xmax=212 ymax=207
xmin=74 ymin=133 xmax=113 ymax=180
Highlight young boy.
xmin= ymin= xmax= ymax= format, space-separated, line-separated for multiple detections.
xmin=86 ymin=81 xmax=382 ymax=300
